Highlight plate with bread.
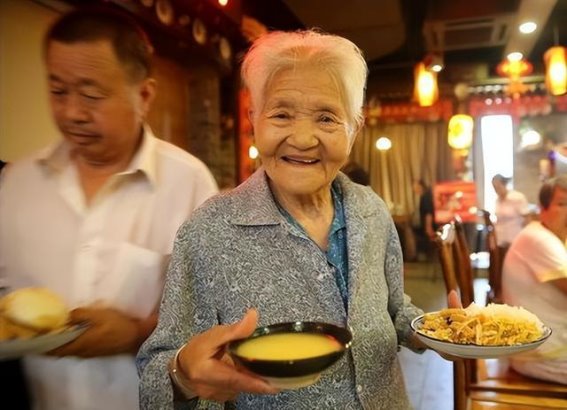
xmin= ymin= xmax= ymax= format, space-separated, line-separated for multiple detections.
xmin=0 ymin=287 xmax=87 ymax=360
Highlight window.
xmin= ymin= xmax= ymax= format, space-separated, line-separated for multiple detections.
xmin=480 ymin=115 xmax=514 ymax=213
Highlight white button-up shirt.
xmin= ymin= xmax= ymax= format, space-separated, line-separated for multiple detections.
xmin=0 ymin=127 xmax=218 ymax=410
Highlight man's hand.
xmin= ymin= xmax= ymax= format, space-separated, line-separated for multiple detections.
xmin=48 ymin=307 xmax=144 ymax=357
xmin=176 ymin=309 xmax=279 ymax=402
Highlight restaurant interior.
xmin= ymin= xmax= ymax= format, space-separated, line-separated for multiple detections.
xmin=2 ymin=0 xmax=567 ymax=409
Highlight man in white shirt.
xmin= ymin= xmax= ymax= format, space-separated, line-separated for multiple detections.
xmin=0 ymin=7 xmax=218 ymax=409
xmin=492 ymin=174 xmax=530 ymax=247
xmin=502 ymin=175 xmax=567 ymax=385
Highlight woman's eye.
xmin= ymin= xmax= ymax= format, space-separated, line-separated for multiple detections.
xmin=82 ymin=93 xmax=103 ymax=100
xmin=318 ymin=114 xmax=338 ymax=124
xmin=50 ymin=89 xmax=66 ymax=96
xmin=271 ymin=112 xmax=290 ymax=120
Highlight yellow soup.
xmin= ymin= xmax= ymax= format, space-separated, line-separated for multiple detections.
xmin=236 ymin=333 xmax=342 ymax=360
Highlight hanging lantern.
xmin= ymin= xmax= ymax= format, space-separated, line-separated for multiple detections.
xmin=448 ymin=114 xmax=474 ymax=150
xmin=544 ymin=46 xmax=567 ymax=96
xmin=413 ymin=62 xmax=438 ymax=107
xmin=496 ymin=58 xmax=533 ymax=98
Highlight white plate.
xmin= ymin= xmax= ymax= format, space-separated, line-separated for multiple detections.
xmin=0 ymin=324 xmax=88 ymax=361
xmin=410 ymin=314 xmax=552 ymax=359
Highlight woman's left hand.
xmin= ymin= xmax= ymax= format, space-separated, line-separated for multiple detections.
xmin=447 ymin=289 xmax=463 ymax=309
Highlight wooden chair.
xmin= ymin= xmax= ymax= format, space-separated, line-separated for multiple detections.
xmin=433 ymin=220 xmax=567 ymax=410
xmin=479 ymin=209 xmax=506 ymax=304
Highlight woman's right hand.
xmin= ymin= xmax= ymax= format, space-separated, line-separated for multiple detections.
xmin=176 ymin=309 xmax=279 ymax=402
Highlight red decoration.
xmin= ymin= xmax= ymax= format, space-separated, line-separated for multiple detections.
xmin=434 ymin=181 xmax=477 ymax=224
xmin=496 ymin=59 xmax=533 ymax=99
xmin=365 ymin=99 xmax=453 ymax=124
xmin=467 ymin=94 xmax=566 ymax=123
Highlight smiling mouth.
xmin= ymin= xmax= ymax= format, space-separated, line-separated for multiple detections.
xmin=282 ymin=156 xmax=320 ymax=165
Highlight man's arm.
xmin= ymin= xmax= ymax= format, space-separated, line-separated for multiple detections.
xmin=550 ymin=277 xmax=567 ymax=296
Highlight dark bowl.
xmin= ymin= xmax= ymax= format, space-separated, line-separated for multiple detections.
xmin=228 ymin=321 xmax=352 ymax=389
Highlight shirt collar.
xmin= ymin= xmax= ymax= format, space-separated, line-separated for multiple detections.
xmin=229 ymin=169 xmax=374 ymax=226
xmin=37 ymin=124 xmax=158 ymax=187
xmin=329 ymin=182 xmax=346 ymax=234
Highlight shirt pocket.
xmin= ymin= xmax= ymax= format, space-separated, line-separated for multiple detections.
xmin=101 ymin=242 xmax=170 ymax=319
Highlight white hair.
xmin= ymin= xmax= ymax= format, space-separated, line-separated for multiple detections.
xmin=241 ymin=30 xmax=368 ymax=138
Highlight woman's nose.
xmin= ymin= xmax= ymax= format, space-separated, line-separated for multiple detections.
xmin=288 ymin=118 xmax=318 ymax=149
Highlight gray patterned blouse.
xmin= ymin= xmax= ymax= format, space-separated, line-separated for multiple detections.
xmin=137 ymin=169 xmax=424 ymax=410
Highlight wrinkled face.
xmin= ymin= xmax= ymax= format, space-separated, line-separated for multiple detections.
xmin=46 ymin=40 xmax=154 ymax=163
xmin=253 ymin=66 xmax=353 ymax=198
xmin=541 ymin=187 xmax=567 ymax=239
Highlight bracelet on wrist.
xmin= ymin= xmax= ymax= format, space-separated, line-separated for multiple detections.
xmin=169 ymin=343 xmax=197 ymax=400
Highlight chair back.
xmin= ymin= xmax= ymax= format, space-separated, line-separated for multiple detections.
xmin=480 ymin=209 xmax=505 ymax=303
xmin=434 ymin=219 xmax=477 ymax=410
xmin=434 ymin=216 xmax=567 ymax=409
xmin=434 ymin=223 xmax=459 ymax=293
xmin=452 ymin=216 xmax=475 ymax=307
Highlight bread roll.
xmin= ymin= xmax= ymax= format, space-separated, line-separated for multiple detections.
xmin=1 ymin=287 xmax=69 ymax=331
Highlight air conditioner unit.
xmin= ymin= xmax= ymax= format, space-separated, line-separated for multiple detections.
xmin=423 ymin=14 xmax=515 ymax=51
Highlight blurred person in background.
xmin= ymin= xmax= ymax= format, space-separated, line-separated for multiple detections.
xmin=412 ymin=179 xmax=436 ymax=260
xmin=502 ymin=175 xmax=567 ymax=385
xmin=1 ymin=158 xmax=30 ymax=410
xmin=137 ymin=29 xmax=460 ymax=410
xmin=342 ymin=161 xmax=370 ymax=186
xmin=492 ymin=174 xmax=529 ymax=251
xmin=0 ymin=7 xmax=217 ymax=410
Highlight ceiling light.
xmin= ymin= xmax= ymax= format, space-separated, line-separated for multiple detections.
xmin=520 ymin=129 xmax=542 ymax=150
xmin=507 ymin=52 xmax=523 ymax=62
xmin=430 ymin=64 xmax=443 ymax=73
xmin=248 ymin=145 xmax=259 ymax=159
xmin=519 ymin=22 xmax=537 ymax=34
xmin=424 ymin=53 xmax=444 ymax=73
xmin=375 ymin=137 xmax=392 ymax=151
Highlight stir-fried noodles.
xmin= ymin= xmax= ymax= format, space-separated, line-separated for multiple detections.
xmin=418 ymin=303 xmax=544 ymax=346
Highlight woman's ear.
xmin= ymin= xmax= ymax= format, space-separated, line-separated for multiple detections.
xmin=348 ymin=120 xmax=364 ymax=152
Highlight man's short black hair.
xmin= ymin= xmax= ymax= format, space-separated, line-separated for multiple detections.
xmin=45 ymin=6 xmax=152 ymax=82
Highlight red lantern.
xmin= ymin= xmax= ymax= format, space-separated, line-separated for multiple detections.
xmin=544 ymin=46 xmax=567 ymax=96
xmin=413 ymin=62 xmax=439 ymax=107
xmin=496 ymin=59 xmax=533 ymax=98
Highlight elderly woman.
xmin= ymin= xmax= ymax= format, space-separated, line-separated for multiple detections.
xmin=138 ymin=30 xmax=437 ymax=409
